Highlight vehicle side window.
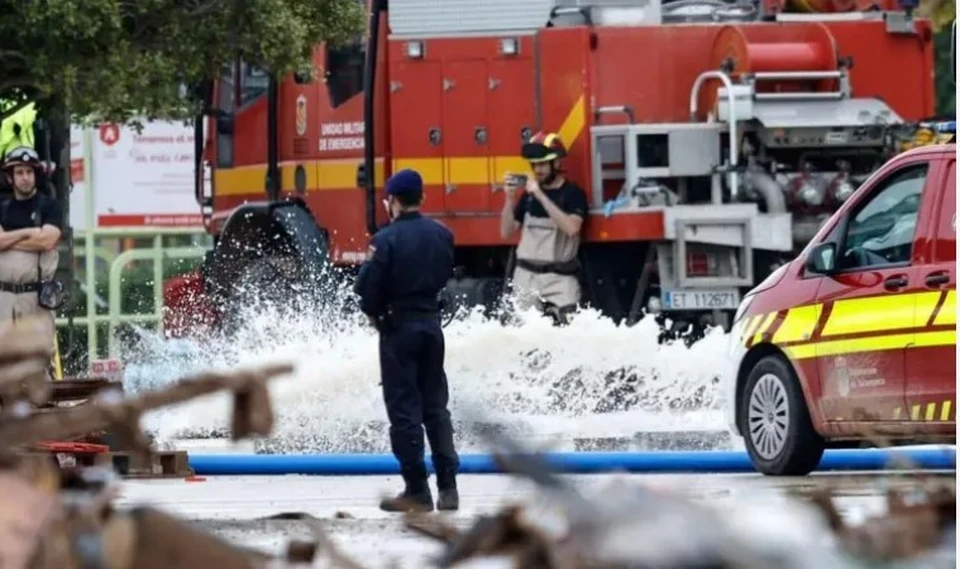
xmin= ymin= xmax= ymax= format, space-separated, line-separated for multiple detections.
xmin=326 ymin=39 xmax=365 ymax=109
xmin=838 ymin=162 xmax=929 ymax=271
xmin=239 ymin=61 xmax=269 ymax=107
xmin=216 ymin=62 xmax=235 ymax=168
xmin=935 ymin=160 xmax=956 ymax=263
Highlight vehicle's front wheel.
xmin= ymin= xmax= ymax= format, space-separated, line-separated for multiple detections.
xmin=739 ymin=355 xmax=825 ymax=476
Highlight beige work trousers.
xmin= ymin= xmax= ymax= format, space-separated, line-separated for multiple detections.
xmin=511 ymin=266 xmax=581 ymax=311
xmin=0 ymin=249 xmax=58 ymax=352
xmin=510 ymin=212 xmax=582 ymax=312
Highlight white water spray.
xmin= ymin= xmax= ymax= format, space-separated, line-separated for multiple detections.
xmin=121 ymin=280 xmax=734 ymax=454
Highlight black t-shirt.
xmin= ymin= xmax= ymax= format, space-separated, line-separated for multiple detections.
xmin=513 ymin=180 xmax=589 ymax=224
xmin=0 ymin=193 xmax=63 ymax=231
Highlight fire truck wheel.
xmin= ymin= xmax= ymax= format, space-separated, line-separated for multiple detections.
xmin=739 ymin=355 xmax=825 ymax=476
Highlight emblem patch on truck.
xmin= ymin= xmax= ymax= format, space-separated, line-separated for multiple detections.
xmin=295 ymin=95 xmax=307 ymax=137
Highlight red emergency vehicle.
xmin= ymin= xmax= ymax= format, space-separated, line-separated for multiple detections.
xmin=177 ymin=0 xmax=943 ymax=340
xmin=723 ymin=142 xmax=956 ymax=476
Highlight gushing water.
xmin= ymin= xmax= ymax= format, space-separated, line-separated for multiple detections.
xmin=120 ymin=281 xmax=734 ymax=453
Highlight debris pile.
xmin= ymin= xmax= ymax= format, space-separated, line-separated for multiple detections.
xmin=0 ymin=316 xmax=955 ymax=569
xmin=0 ymin=316 xmax=329 ymax=569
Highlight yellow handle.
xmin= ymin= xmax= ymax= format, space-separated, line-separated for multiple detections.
xmin=52 ymin=332 xmax=63 ymax=381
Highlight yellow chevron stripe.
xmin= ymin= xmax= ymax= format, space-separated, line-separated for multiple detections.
xmin=746 ymin=291 xmax=956 ymax=357
xmin=740 ymin=315 xmax=759 ymax=345
xmin=741 ymin=313 xmax=769 ymax=345
xmin=933 ymin=290 xmax=956 ymax=326
xmin=557 ymin=95 xmax=586 ymax=156
xmin=772 ymin=304 xmax=820 ymax=344
xmin=914 ymin=291 xmax=945 ymax=326
xmin=752 ymin=312 xmax=777 ymax=345
xmin=895 ymin=401 xmax=955 ymax=421
xmin=822 ymin=293 xmax=916 ymax=336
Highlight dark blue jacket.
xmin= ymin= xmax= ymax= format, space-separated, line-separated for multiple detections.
xmin=353 ymin=211 xmax=454 ymax=318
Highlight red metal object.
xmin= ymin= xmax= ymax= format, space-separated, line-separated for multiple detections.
xmin=198 ymin=15 xmax=934 ymax=260
xmin=738 ymin=144 xmax=956 ymax=438
xmin=163 ymin=272 xmax=219 ymax=338
xmin=162 ymin=5 xmax=940 ymax=331
xmin=30 ymin=441 xmax=110 ymax=455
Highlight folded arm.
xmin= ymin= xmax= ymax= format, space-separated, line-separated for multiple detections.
xmin=11 ymin=225 xmax=61 ymax=252
xmin=0 ymin=229 xmax=29 ymax=251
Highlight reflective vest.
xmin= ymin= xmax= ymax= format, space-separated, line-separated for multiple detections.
xmin=0 ymin=102 xmax=37 ymax=157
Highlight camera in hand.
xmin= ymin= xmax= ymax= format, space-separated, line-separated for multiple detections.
xmin=508 ymin=173 xmax=528 ymax=188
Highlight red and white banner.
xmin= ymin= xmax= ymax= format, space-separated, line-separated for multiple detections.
xmin=69 ymin=120 xmax=208 ymax=230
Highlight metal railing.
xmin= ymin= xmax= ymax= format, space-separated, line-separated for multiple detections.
xmin=56 ymin=228 xmax=210 ymax=361
xmin=51 ymin=126 xmax=213 ymax=369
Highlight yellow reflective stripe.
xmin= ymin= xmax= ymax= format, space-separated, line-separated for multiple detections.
xmin=783 ymin=344 xmax=815 ymax=360
xmin=813 ymin=332 xmax=913 ymax=357
xmin=933 ymin=290 xmax=956 ymax=326
xmin=822 ymin=293 xmax=915 ymax=336
xmin=557 ymin=95 xmax=586 ymax=159
xmin=772 ymin=305 xmax=820 ymax=343
xmin=914 ymin=291 xmax=944 ymax=326
xmin=751 ymin=312 xmax=777 ymax=345
xmin=894 ymin=402 xmax=954 ymax=421
xmin=740 ymin=315 xmax=760 ymax=345
xmin=912 ymin=329 xmax=957 ymax=348
xmin=784 ymin=328 xmax=955 ymax=361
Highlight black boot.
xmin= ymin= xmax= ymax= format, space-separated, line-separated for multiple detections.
xmin=436 ymin=488 xmax=459 ymax=511
xmin=380 ymin=469 xmax=434 ymax=513
xmin=435 ymin=470 xmax=459 ymax=511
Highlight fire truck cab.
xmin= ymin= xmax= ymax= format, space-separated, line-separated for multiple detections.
xmin=724 ymin=140 xmax=956 ymax=476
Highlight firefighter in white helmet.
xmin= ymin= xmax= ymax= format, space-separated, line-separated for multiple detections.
xmin=499 ymin=131 xmax=588 ymax=325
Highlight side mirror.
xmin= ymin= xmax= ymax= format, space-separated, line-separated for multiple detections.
xmin=806 ymin=242 xmax=837 ymax=275
xmin=215 ymin=113 xmax=234 ymax=136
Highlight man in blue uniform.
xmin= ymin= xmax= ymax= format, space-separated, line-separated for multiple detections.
xmin=352 ymin=169 xmax=460 ymax=513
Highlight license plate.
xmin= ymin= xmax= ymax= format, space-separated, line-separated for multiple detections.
xmin=661 ymin=289 xmax=741 ymax=311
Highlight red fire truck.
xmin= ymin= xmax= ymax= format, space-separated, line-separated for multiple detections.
xmin=170 ymin=0 xmax=942 ymax=339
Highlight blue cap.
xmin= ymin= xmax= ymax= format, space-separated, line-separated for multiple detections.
xmin=385 ymin=169 xmax=423 ymax=196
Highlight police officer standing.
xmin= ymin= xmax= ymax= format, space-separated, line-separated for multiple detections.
xmin=353 ymin=169 xmax=460 ymax=513
xmin=0 ymin=146 xmax=63 ymax=350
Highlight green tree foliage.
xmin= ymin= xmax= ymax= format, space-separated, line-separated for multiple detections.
xmin=0 ymin=0 xmax=366 ymax=124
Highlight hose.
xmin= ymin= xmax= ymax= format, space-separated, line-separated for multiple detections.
xmin=662 ymin=0 xmax=758 ymax=22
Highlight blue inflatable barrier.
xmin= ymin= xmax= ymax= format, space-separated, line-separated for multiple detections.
xmin=188 ymin=448 xmax=956 ymax=476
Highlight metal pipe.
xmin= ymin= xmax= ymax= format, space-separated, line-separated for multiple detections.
xmin=193 ymin=112 xmax=206 ymax=207
xmin=83 ymin=127 xmax=97 ymax=362
xmin=106 ymin=246 xmax=208 ymax=357
xmin=74 ymin=227 xmax=204 ymax=238
xmin=266 ymin=75 xmax=279 ymax=201
xmin=595 ymin=105 xmax=636 ymax=124
xmin=363 ymin=0 xmax=388 ymax=236
xmin=745 ymin=169 xmax=787 ymax=214
xmin=689 ymin=71 xmax=739 ymax=201
xmin=751 ymin=71 xmax=843 ymax=80
xmin=753 ymin=92 xmax=844 ymax=101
